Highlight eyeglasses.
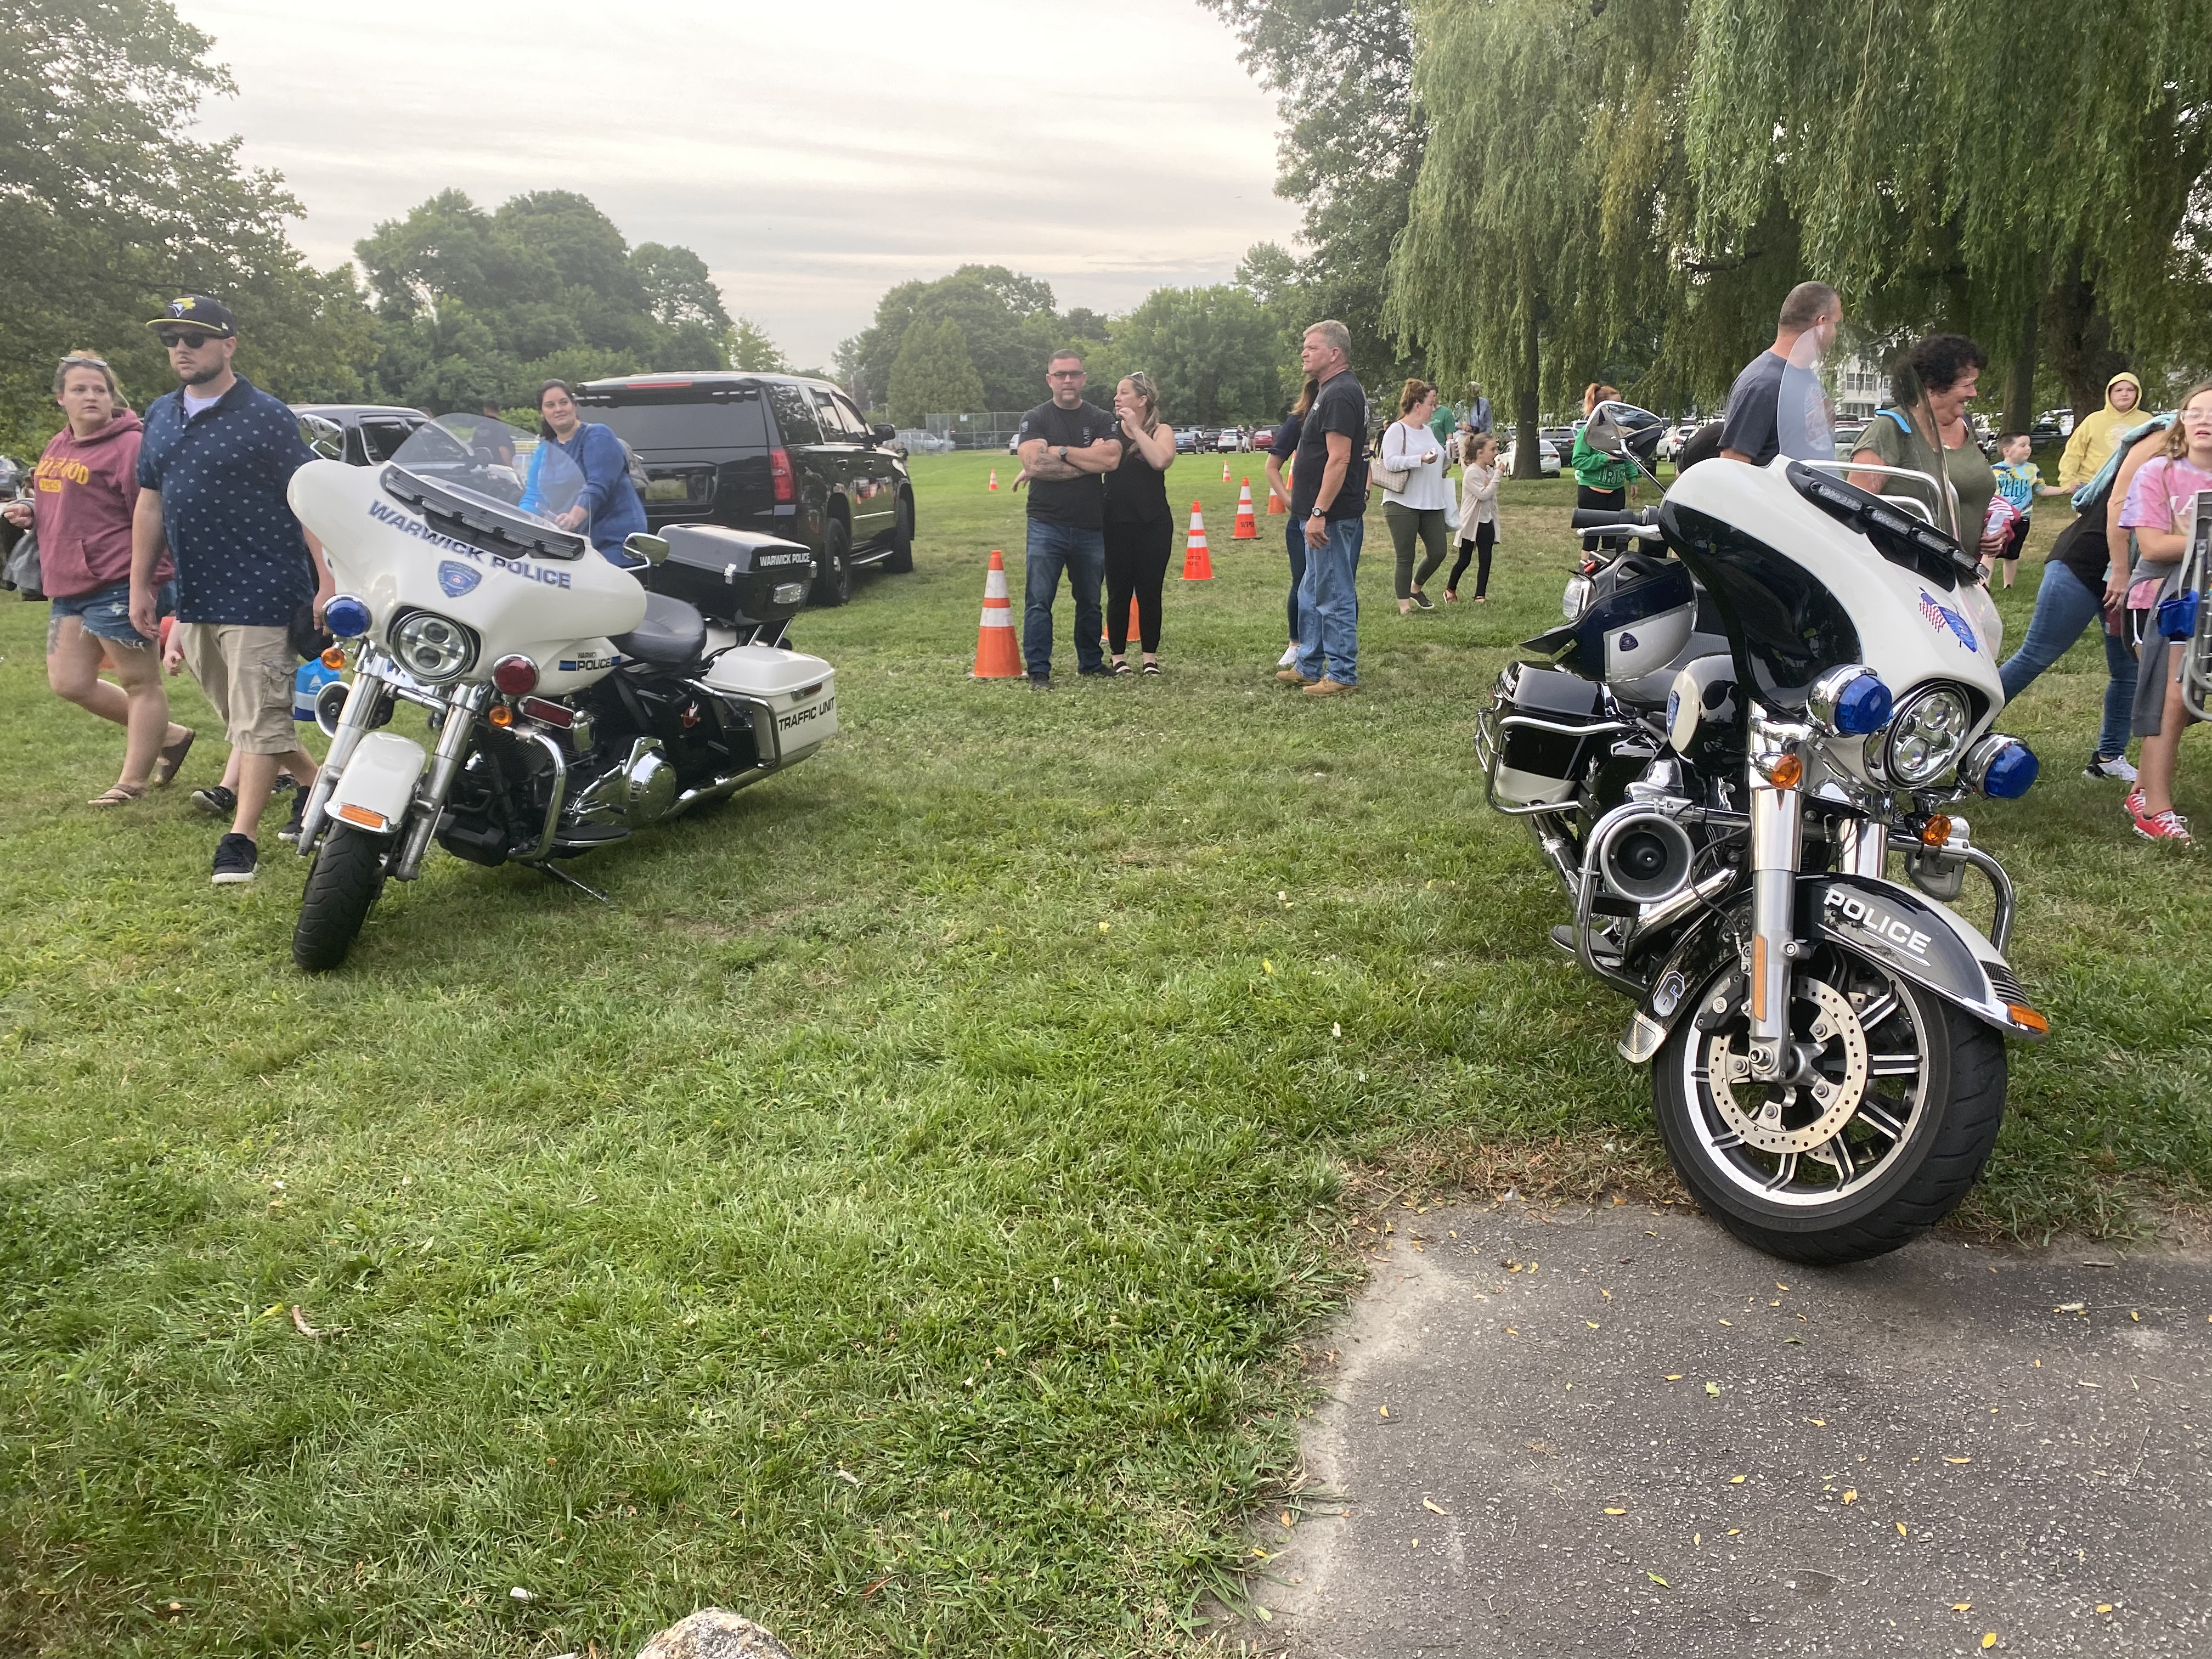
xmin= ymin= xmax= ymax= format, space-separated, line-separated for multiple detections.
xmin=1047 ymin=369 xmax=1085 ymax=380
xmin=159 ymin=332 xmax=215 ymax=349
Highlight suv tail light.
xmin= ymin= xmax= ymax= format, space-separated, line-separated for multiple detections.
xmin=769 ymin=445 xmax=795 ymax=504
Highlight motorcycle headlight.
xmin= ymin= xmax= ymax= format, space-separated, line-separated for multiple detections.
xmin=1562 ymin=575 xmax=1594 ymax=622
xmin=1808 ymin=665 xmax=1893 ymax=738
xmin=391 ymin=610 xmax=478 ymax=681
xmin=1880 ymin=685 xmax=1972 ymax=785
xmin=1959 ymin=732 xmax=2039 ymax=799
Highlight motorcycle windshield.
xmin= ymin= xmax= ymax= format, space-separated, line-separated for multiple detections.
xmin=1774 ymin=335 xmax=1962 ymax=541
xmin=387 ymin=415 xmax=589 ymax=543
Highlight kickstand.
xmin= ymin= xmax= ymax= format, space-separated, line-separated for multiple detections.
xmin=534 ymin=861 xmax=608 ymax=903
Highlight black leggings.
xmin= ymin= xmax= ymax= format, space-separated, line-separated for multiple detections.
xmin=1448 ymin=520 xmax=1496 ymax=597
xmin=1577 ymin=484 xmax=1628 ymax=553
xmin=1104 ymin=515 xmax=1172 ymax=654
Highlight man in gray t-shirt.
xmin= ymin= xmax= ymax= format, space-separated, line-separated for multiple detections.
xmin=1719 ymin=281 xmax=1841 ymax=467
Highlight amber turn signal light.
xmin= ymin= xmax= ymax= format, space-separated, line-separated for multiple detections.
xmin=1920 ymin=814 xmax=1953 ymax=847
xmin=487 ymin=702 xmax=515 ymax=728
xmin=1767 ymin=753 xmax=1803 ymax=788
xmin=319 ymin=645 xmax=346 ymax=669
xmin=2006 ymin=1003 xmax=2049 ymax=1035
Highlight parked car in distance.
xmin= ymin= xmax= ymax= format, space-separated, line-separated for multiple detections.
xmin=1175 ymin=429 xmax=1199 ymax=453
xmin=1499 ymin=438 xmax=1562 ymax=477
xmin=2033 ymin=408 xmax=2074 ymax=440
xmin=1656 ymin=422 xmax=1700 ymax=461
xmin=1831 ymin=418 xmax=1867 ymax=454
xmin=1213 ymin=428 xmax=1242 ymax=453
xmin=294 ymin=404 xmax=429 ymax=467
xmin=1540 ymin=426 xmax=1577 ymax=464
xmin=579 ymin=372 xmax=913 ymax=607
xmin=898 ymin=428 xmax=953 ymax=454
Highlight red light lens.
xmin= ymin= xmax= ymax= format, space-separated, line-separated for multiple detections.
xmin=517 ymin=696 xmax=574 ymax=728
xmin=769 ymin=446 xmax=795 ymax=504
xmin=492 ymin=653 xmax=538 ymax=696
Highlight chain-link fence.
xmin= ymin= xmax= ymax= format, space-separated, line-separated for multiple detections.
xmin=926 ymin=411 xmax=1029 ymax=450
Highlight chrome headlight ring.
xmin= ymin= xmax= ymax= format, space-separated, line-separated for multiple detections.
xmin=1877 ymin=684 xmax=1973 ymax=787
xmin=390 ymin=610 xmax=478 ymax=682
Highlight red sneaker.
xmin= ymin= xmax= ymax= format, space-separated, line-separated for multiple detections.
xmin=2124 ymin=784 xmax=2146 ymax=820
xmin=2131 ymin=805 xmax=2194 ymax=845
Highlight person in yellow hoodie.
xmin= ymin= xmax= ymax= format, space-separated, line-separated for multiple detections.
xmin=2057 ymin=370 xmax=2143 ymax=489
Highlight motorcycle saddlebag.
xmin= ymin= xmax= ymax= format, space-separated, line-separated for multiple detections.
xmin=1494 ymin=662 xmax=1611 ymax=808
xmin=642 ymin=523 xmax=814 ymax=628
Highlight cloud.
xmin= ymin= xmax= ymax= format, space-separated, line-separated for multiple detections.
xmin=176 ymin=0 xmax=1301 ymax=365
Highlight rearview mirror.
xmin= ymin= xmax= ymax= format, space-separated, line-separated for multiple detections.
xmin=872 ymin=423 xmax=898 ymax=446
xmin=624 ymin=532 xmax=670 ymax=566
xmin=298 ymin=414 xmax=345 ymax=462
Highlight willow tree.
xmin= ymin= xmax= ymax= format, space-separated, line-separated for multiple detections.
xmin=1385 ymin=0 xmax=1698 ymax=473
xmin=1688 ymin=0 xmax=2212 ymax=419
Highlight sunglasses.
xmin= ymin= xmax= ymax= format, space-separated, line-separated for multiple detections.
xmin=159 ymin=332 xmax=218 ymax=349
xmin=60 ymin=353 xmax=110 ymax=369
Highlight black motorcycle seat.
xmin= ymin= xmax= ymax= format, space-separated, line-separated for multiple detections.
xmin=613 ymin=591 xmax=708 ymax=668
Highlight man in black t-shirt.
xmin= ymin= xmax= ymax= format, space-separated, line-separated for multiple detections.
xmin=1284 ymin=319 xmax=1369 ymax=694
xmin=1014 ymin=350 xmax=1122 ymax=687
xmin=1718 ymin=281 xmax=1841 ymax=467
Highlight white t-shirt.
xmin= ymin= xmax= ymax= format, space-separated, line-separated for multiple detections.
xmin=1380 ymin=419 xmax=1451 ymax=510
xmin=182 ymin=385 xmax=224 ymax=420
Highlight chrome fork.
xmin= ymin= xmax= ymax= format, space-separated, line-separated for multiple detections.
xmin=392 ymin=682 xmax=491 ymax=880
xmin=296 ymin=661 xmax=389 ymax=857
xmin=1746 ymin=713 xmax=1807 ymax=1078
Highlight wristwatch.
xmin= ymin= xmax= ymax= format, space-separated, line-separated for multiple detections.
xmin=1057 ymin=445 xmax=1068 ymax=463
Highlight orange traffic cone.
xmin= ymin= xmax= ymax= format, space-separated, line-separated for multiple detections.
xmin=1222 ymin=459 xmax=1232 ymax=482
xmin=988 ymin=469 xmax=998 ymax=491
xmin=1182 ymin=501 xmax=1213 ymax=581
xmin=1266 ymin=479 xmax=1286 ymax=514
xmin=970 ymin=550 xmax=1023 ymax=678
xmin=1233 ymin=478 xmax=1258 ymax=539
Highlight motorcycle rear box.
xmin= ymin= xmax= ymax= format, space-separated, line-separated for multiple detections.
xmin=698 ymin=643 xmax=838 ymax=761
xmin=1495 ymin=662 xmax=1610 ymax=806
xmin=644 ymin=523 xmax=812 ymax=628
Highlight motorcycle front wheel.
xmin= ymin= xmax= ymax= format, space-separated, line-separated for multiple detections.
xmin=293 ymin=823 xmax=390 ymax=973
xmin=1652 ymin=946 xmax=2007 ymax=1265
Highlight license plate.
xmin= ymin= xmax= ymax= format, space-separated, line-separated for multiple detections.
xmin=645 ymin=477 xmax=691 ymax=501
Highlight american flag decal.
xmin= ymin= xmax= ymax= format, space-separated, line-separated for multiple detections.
xmin=1917 ymin=589 xmax=1978 ymax=652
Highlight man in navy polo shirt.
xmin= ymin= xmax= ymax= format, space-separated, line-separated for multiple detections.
xmin=129 ymin=295 xmax=332 ymax=885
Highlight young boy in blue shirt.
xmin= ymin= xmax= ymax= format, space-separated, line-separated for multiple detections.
xmin=1991 ymin=431 xmax=2063 ymax=588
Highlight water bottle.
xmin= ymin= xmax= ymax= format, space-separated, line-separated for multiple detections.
xmin=295 ymin=658 xmax=341 ymax=723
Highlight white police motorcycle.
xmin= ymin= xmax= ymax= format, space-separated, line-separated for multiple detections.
xmin=287 ymin=414 xmax=837 ymax=972
xmin=1473 ymin=352 xmax=2046 ymax=1263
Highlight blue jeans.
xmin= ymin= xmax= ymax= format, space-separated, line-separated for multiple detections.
xmin=1295 ymin=517 xmax=1364 ymax=685
xmin=1023 ymin=518 xmax=1105 ymax=678
xmin=1997 ymin=557 xmax=2137 ymax=759
xmin=1285 ymin=520 xmax=1307 ymax=641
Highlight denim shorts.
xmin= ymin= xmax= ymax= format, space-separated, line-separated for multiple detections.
xmin=50 ymin=578 xmax=176 ymax=646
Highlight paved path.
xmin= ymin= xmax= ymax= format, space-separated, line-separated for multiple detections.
xmin=1232 ymin=1203 xmax=2211 ymax=1657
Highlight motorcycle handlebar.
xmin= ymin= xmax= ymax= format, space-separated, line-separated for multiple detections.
xmin=1570 ymin=507 xmax=1662 ymax=531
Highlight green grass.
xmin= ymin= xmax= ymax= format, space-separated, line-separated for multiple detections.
xmin=3 ymin=450 xmax=2208 ymax=1657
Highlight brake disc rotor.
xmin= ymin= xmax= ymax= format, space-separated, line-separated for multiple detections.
xmin=1704 ymin=978 xmax=1870 ymax=1155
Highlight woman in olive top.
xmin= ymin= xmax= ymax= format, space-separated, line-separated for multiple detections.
xmin=1847 ymin=334 xmax=2006 ymax=562
xmin=1102 ymin=371 xmax=1177 ymax=675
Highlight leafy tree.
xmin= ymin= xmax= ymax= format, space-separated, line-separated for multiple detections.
xmin=0 ymin=0 xmax=370 ymax=450
xmin=887 ymin=318 xmax=986 ymax=426
xmin=633 ymin=243 xmax=731 ymax=332
xmin=838 ymin=264 xmax=1063 ymax=413
xmin=1232 ymin=242 xmax=1302 ymax=308
xmin=723 ymin=317 xmax=790 ymax=374
xmin=356 ymin=189 xmax=728 ymax=409
xmin=1116 ymin=285 xmax=1287 ymax=424
xmin=1197 ymin=0 xmax=1424 ymax=388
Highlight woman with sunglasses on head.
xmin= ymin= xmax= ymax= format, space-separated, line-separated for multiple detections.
xmin=3 ymin=354 xmax=193 ymax=805
xmin=1102 ymin=371 xmax=1177 ymax=674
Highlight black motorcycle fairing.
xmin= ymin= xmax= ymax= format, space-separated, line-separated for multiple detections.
xmin=1660 ymin=501 xmax=1861 ymax=709
xmin=1785 ymin=462 xmax=1979 ymax=591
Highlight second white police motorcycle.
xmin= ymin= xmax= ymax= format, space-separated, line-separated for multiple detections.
xmin=287 ymin=414 xmax=838 ymax=972
xmin=1474 ymin=355 xmax=2047 ymax=1263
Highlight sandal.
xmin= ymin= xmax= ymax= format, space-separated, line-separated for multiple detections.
xmin=155 ymin=727 xmax=196 ymax=788
xmin=1141 ymin=660 xmax=1161 ymax=675
xmin=89 ymin=783 xmax=149 ymax=808
xmin=1110 ymin=658 xmax=1133 ymax=676
xmin=1443 ymin=590 xmax=1459 ymax=603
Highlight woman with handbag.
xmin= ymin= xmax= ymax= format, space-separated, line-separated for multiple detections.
xmin=2116 ymin=379 xmax=2212 ymax=844
xmin=1379 ymin=380 xmax=1452 ymax=614
xmin=3 ymin=354 xmax=193 ymax=806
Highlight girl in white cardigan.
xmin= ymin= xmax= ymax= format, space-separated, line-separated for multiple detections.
xmin=1381 ymin=379 xmax=1452 ymax=613
xmin=1446 ymin=428 xmax=1500 ymax=601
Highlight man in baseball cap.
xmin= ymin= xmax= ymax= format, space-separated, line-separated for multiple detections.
xmin=145 ymin=294 xmax=238 ymax=339
xmin=129 ymin=292 xmax=330 ymax=884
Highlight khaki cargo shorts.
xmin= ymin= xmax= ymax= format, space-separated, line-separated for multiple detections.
xmin=177 ymin=622 xmax=297 ymax=755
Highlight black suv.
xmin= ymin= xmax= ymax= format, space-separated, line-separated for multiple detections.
xmin=578 ymin=373 xmax=915 ymax=606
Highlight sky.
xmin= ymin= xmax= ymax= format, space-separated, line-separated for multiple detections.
xmin=173 ymin=0 xmax=1304 ymax=369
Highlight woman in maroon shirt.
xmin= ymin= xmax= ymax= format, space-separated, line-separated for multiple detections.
xmin=3 ymin=356 xmax=192 ymax=804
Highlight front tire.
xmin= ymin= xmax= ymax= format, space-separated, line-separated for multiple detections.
xmin=293 ymin=823 xmax=389 ymax=973
xmin=1652 ymin=947 xmax=2006 ymax=1264
xmin=883 ymin=494 xmax=915 ymax=572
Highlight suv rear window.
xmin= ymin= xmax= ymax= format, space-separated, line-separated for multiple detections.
xmin=589 ymin=397 xmax=771 ymax=453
